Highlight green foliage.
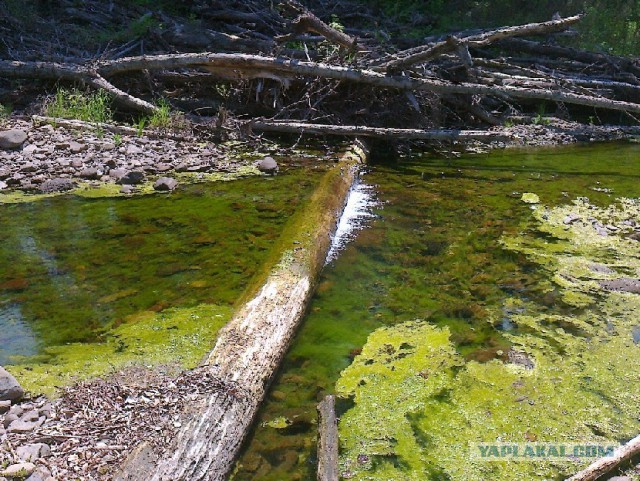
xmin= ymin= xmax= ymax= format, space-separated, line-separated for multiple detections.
xmin=364 ymin=0 xmax=640 ymax=55
xmin=45 ymin=88 xmax=112 ymax=124
xmin=147 ymin=98 xmax=172 ymax=129
xmin=0 ymin=103 xmax=11 ymax=119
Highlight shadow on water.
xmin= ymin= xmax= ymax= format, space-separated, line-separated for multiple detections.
xmin=232 ymin=142 xmax=640 ymax=481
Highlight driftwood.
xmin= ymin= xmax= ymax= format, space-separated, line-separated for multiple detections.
xmin=251 ymin=120 xmax=512 ymax=140
xmin=564 ymin=434 xmax=640 ymax=481
xmin=378 ymin=15 xmax=582 ymax=70
xmin=6 ymin=51 xmax=640 ymax=117
xmin=317 ymin=395 xmax=339 ymax=481
xmin=115 ymin=141 xmax=369 ymax=481
xmin=278 ymin=0 xmax=357 ymax=50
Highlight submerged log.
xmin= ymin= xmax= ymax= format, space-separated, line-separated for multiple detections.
xmin=317 ymin=395 xmax=339 ymax=481
xmin=115 ymin=140 xmax=369 ymax=481
xmin=564 ymin=434 xmax=640 ymax=481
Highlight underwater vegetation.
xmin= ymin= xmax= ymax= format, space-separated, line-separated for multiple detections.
xmin=233 ymin=142 xmax=640 ymax=481
xmin=337 ymin=197 xmax=640 ymax=481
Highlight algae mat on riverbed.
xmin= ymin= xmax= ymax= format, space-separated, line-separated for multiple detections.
xmin=0 ymin=169 xmax=325 ymax=396
xmin=233 ymin=143 xmax=640 ymax=481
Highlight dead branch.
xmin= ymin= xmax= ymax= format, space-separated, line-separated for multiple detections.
xmin=317 ymin=395 xmax=339 ymax=481
xmin=278 ymin=0 xmax=357 ymax=51
xmin=250 ymin=120 xmax=512 ymax=141
xmin=378 ymin=15 xmax=582 ymax=71
xmin=564 ymin=434 xmax=640 ymax=481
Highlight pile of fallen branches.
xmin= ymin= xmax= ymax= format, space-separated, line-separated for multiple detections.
xmin=2 ymin=0 xmax=640 ymax=142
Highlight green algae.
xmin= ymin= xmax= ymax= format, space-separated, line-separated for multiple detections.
xmin=336 ymin=195 xmax=640 ymax=481
xmin=232 ymin=143 xmax=640 ymax=481
xmin=9 ymin=303 xmax=233 ymax=398
xmin=0 ymin=168 xmax=324 ymax=394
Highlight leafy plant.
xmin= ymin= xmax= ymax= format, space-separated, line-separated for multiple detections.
xmin=113 ymin=133 xmax=123 ymax=146
xmin=45 ymin=88 xmax=113 ymax=124
xmin=148 ymin=98 xmax=172 ymax=129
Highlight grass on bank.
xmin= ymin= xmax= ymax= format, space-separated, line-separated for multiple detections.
xmin=43 ymin=87 xmax=185 ymax=133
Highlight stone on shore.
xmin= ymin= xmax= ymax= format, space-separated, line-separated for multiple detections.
xmin=16 ymin=443 xmax=51 ymax=463
xmin=0 ymin=463 xmax=36 ymax=479
xmin=0 ymin=130 xmax=28 ymax=150
xmin=0 ymin=366 xmax=24 ymax=403
xmin=153 ymin=177 xmax=178 ymax=192
xmin=117 ymin=170 xmax=145 ymax=185
xmin=38 ymin=178 xmax=76 ymax=193
xmin=257 ymin=156 xmax=278 ymax=175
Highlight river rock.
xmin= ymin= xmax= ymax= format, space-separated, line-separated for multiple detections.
xmin=118 ymin=170 xmax=145 ymax=185
xmin=0 ymin=463 xmax=36 ymax=479
xmin=69 ymin=141 xmax=87 ymax=153
xmin=0 ymin=366 xmax=24 ymax=403
xmin=0 ymin=130 xmax=28 ymax=150
xmin=16 ymin=443 xmax=51 ymax=462
xmin=153 ymin=177 xmax=178 ymax=192
xmin=79 ymin=167 xmax=100 ymax=179
xmin=38 ymin=178 xmax=76 ymax=193
xmin=24 ymin=467 xmax=52 ymax=481
xmin=0 ymin=400 xmax=10 ymax=413
xmin=257 ymin=156 xmax=278 ymax=175
xmin=7 ymin=418 xmax=42 ymax=433
xmin=126 ymin=144 xmax=143 ymax=155
xmin=0 ymin=180 xmax=7 ymax=190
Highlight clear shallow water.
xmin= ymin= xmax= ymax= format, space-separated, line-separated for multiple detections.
xmin=232 ymin=142 xmax=640 ymax=481
xmin=0 ymin=170 xmax=324 ymax=367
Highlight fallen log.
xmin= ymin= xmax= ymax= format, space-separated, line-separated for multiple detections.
xmin=564 ymin=434 xmax=640 ymax=481
xmin=0 ymin=60 xmax=159 ymax=115
xmin=378 ymin=14 xmax=582 ymax=71
xmin=97 ymin=53 xmax=640 ymax=114
xmin=4 ymin=53 xmax=640 ymax=116
xmin=114 ymin=140 xmax=369 ymax=481
xmin=251 ymin=120 xmax=512 ymax=141
xmin=317 ymin=395 xmax=339 ymax=481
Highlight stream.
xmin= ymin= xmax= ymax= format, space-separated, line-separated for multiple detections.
xmin=232 ymin=142 xmax=640 ymax=481
xmin=1 ymin=143 xmax=639 ymax=481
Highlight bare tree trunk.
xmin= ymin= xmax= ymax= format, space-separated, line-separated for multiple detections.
xmin=250 ymin=120 xmax=512 ymax=140
xmin=377 ymin=15 xmax=582 ymax=70
xmin=114 ymin=141 xmax=369 ymax=481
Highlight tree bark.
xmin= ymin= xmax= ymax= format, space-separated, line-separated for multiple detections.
xmin=114 ymin=141 xmax=369 ymax=481
xmin=564 ymin=434 xmax=640 ymax=481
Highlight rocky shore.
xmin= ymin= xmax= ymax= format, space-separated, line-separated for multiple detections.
xmin=0 ymin=118 xmax=274 ymax=197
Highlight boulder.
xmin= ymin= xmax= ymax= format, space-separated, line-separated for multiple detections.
xmin=153 ymin=177 xmax=178 ymax=192
xmin=0 ymin=366 xmax=24 ymax=402
xmin=7 ymin=418 xmax=43 ymax=433
xmin=117 ymin=170 xmax=145 ymax=185
xmin=0 ymin=130 xmax=28 ymax=150
xmin=38 ymin=178 xmax=76 ymax=194
xmin=257 ymin=156 xmax=278 ymax=175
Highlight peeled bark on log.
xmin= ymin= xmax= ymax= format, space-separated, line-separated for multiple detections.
xmin=251 ymin=120 xmax=512 ymax=141
xmin=115 ymin=141 xmax=369 ymax=481
xmin=317 ymin=395 xmax=339 ymax=481
xmin=564 ymin=434 xmax=640 ymax=481
xmin=378 ymin=15 xmax=582 ymax=71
